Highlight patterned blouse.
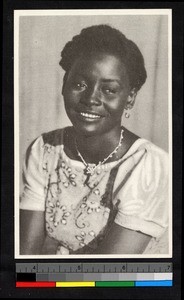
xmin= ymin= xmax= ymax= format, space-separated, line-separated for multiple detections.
xmin=20 ymin=127 xmax=169 ymax=255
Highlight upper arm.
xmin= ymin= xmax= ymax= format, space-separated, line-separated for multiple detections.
xmin=95 ymin=222 xmax=151 ymax=254
xmin=20 ymin=136 xmax=46 ymax=211
xmin=20 ymin=210 xmax=45 ymax=255
xmin=104 ymin=145 xmax=169 ymax=255
xmin=20 ymin=137 xmax=46 ymax=255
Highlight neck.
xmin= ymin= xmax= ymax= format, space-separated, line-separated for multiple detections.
xmin=74 ymin=126 xmax=122 ymax=164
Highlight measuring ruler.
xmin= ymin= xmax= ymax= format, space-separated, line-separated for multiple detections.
xmin=16 ymin=262 xmax=173 ymax=287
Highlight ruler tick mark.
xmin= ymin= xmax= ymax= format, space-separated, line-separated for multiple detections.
xmin=16 ymin=262 xmax=173 ymax=279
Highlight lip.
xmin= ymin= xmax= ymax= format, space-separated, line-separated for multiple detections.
xmin=75 ymin=110 xmax=105 ymax=121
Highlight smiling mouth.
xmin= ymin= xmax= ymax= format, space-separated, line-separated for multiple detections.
xmin=79 ymin=112 xmax=102 ymax=119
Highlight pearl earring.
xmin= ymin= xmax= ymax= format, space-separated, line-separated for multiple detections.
xmin=125 ymin=111 xmax=130 ymax=118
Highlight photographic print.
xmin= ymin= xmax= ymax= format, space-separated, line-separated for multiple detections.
xmin=14 ymin=9 xmax=172 ymax=258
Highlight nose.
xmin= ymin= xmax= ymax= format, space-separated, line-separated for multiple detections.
xmin=80 ymin=86 xmax=102 ymax=106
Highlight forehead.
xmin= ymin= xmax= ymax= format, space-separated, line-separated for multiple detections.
xmin=68 ymin=52 xmax=128 ymax=81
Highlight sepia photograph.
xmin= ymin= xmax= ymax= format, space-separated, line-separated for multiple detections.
xmin=14 ymin=9 xmax=172 ymax=258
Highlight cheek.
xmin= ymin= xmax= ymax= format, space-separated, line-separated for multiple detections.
xmin=63 ymin=90 xmax=79 ymax=107
xmin=105 ymin=96 xmax=127 ymax=116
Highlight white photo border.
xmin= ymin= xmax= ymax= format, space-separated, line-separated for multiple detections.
xmin=14 ymin=8 xmax=172 ymax=259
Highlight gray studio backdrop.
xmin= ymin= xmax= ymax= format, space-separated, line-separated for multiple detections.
xmin=18 ymin=15 xmax=169 ymax=192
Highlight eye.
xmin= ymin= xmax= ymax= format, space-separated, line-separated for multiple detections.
xmin=102 ymin=86 xmax=118 ymax=95
xmin=74 ymin=81 xmax=87 ymax=91
xmin=105 ymin=88 xmax=116 ymax=94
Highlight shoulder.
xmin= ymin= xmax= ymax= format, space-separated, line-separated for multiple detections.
xmin=125 ymin=138 xmax=169 ymax=168
xmin=139 ymin=139 xmax=168 ymax=157
xmin=122 ymin=127 xmax=168 ymax=162
xmin=114 ymin=139 xmax=169 ymax=195
xmin=136 ymin=139 xmax=169 ymax=174
xmin=25 ymin=127 xmax=71 ymax=165
xmin=42 ymin=127 xmax=68 ymax=146
xmin=114 ymin=139 xmax=169 ymax=240
xmin=136 ymin=139 xmax=169 ymax=181
xmin=28 ymin=126 xmax=73 ymax=149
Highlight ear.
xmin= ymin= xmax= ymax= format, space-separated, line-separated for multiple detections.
xmin=61 ymin=85 xmax=65 ymax=96
xmin=61 ymin=72 xmax=68 ymax=95
xmin=125 ymin=89 xmax=137 ymax=110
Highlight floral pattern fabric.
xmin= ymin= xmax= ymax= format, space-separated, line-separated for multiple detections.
xmin=20 ymin=127 xmax=169 ymax=254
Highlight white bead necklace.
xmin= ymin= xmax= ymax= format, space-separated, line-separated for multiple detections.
xmin=75 ymin=129 xmax=124 ymax=176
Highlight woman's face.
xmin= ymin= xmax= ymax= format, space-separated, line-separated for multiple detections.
xmin=62 ymin=52 xmax=131 ymax=137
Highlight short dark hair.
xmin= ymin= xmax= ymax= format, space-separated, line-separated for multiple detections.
xmin=59 ymin=24 xmax=147 ymax=92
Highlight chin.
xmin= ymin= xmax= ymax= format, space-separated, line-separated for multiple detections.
xmin=73 ymin=124 xmax=102 ymax=137
xmin=69 ymin=112 xmax=121 ymax=137
xmin=69 ymin=115 xmax=103 ymax=137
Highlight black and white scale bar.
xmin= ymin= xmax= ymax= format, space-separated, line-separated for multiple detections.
xmin=16 ymin=262 xmax=172 ymax=274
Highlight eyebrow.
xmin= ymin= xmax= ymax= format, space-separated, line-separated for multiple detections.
xmin=100 ymin=79 xmax=121 ymax=84
xmin=71 ymin=73 xmax=121 ymax=85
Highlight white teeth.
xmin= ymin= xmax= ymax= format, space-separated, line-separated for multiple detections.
xmin=80 ymin=112 xmax=101 ymax=119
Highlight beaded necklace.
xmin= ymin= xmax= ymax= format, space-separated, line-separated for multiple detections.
xmin=75 ymin=129 xmax=124 ymax=178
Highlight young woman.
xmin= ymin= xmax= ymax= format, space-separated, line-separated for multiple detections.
xmin=20 ymin=25 xmax=168 ymax=255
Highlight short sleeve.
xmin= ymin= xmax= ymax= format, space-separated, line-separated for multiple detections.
xmin=114 ymin=142 xmax=169 ymax=239
xmin=20 ymin=136 xmax=46 ymax=211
